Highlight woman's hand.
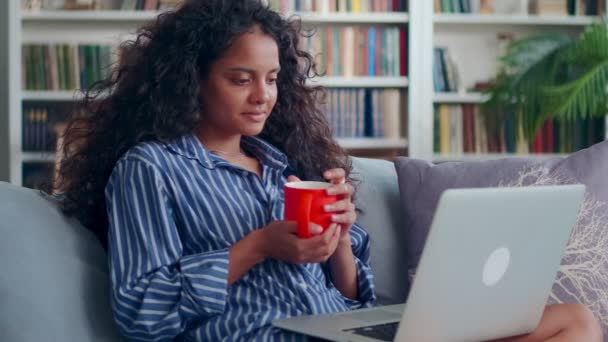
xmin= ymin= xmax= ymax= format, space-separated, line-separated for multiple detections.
xmin=255 ymin=220 xmax=342 ymax=264
xmin=323 ymin=168 xmax=356 ymax=243
xmin=287 ymin=169 xmax=356 ymax=244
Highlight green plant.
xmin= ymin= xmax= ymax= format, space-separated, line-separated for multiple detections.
xmin=483 ymin=22 xmax=608 ymax=140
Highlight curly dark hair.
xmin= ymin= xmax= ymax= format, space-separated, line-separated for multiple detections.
xmin=56 ymin=0 xmax=354 ymax=249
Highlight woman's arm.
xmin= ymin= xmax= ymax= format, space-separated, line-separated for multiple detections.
xmin=320 ymin=169 xmax=375 ymax=305
xmin=227 ymin=230 xmax=266 ymax=284
xmin=107 ymin=159 xmax=234 ymax=341
xmin=327 ymin=234 xmax=359 ymax=300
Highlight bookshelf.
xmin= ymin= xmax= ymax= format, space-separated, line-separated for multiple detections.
xmin=4 ymin=1 xmax=607 ymax=187
xmin=0 ymin=0 xmax=411 ymax=187
xmin=412 ymin=0 xmax=608 ymax=162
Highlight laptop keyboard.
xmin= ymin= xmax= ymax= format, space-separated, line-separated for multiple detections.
xmin=343 ymin=322 xmax=399 ymax=341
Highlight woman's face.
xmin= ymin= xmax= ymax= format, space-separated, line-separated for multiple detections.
xmin=199 ymin=27 xmax=280 ymax=138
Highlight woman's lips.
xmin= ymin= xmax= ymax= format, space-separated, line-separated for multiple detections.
xmin=242 ymin=112 xmax=267 ymax=122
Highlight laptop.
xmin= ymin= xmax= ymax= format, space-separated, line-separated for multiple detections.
xmin=272 ymin=185 xmax=585 ymax=342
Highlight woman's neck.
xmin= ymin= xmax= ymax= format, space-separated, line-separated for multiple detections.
xmin=195 ymin=127 xmax=243 ymax=156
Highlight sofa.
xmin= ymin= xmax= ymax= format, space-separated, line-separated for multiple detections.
xmin=0 ymin=157 xmax=406 ymax=342
xmin=1 ymin=145 xmax=607 ymax=341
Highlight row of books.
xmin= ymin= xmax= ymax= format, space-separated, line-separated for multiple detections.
xmin=22 ymin=0 xmax=409 ymax=12
xmin=433 ymin=47 xmax=459 ymax=92
xmin=320 ymin=88 xmax=401 ymax=139
xmin=120 ymin=0 xmax=179 ymax=10
xmin=22 ymin=88 xmax=402 ymax=153
xmin=434 ymin=104 xmax=606 ymax=155
xmin=304 ymin=26 xmax=407 ymax=77
xmin=434 ymin=0 xmax=604 ymax=15
xmin=21 ymin=0 xmax=179 ymax=10
xmin=266 ymin=0 xmax=408 ymax=13
xmin=434 ymin=0 xmax=492 ymax=14
xmin=22 ymin=105 xmax=72 ymax=152
xmin=23 ymin=44 xmax=114 ymax=91
xmin=535 ymin=0 xmax=605 ymax=16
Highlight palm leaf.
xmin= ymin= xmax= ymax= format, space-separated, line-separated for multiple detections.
xmin=558 ymin=23 xmax=608 ymax=67
xmin=484 ymin=23 xmax=608 ymax=140
xmin=541 ymin=60 xmax=608 ymax=122
xmin=482 ymin=33 xmax=573 ymax=138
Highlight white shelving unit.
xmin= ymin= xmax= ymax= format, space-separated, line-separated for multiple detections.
xmin=1 ymin=1 xmax=411 ymax=186
xmin=308 ymin=76 xmax=408 ymax=88
xmin=4 ymin=1 xmax=607 ymax=186
xmin=406 ymin=1 xmax=608 ymax=162
xmin=434 ymin=13 xmax=598 ymax=26
xmin=22 ymin=10 xmax=410 ymax=24
xmin=22 ymin=10 xmax=159 ymax=21
xmin=0 ymin=0 xmax=20 ymax=183
xmin=22 ymin=77 xmax=409 ymax=101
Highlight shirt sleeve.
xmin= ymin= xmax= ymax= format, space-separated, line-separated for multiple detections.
xmin=329 ymin=223 xmax=377 ymax=310
xmin=105 ymin=158 xmax=230 ymax=341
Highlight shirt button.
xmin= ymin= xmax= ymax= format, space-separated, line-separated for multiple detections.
xmin=299 ymin=282 xmax=308 ymax=290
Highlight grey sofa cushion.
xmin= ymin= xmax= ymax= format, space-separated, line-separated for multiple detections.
xmin=351 ymin=157 xmax=408 ymax=304
xmin=0 ymin=182 xmax=123 ymax=342
xmin=393 ymin=140 xmax=608 ymax=336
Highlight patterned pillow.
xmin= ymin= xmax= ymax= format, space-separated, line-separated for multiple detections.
xmin=394 ymin=141 xmax=608 ymax=337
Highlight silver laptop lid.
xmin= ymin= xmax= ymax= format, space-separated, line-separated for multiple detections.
xmin=396 ymin=185 xmax=585 ymax=342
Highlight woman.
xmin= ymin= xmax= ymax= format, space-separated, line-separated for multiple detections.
xmin=56 ymin=1 xmax=602 ymax=341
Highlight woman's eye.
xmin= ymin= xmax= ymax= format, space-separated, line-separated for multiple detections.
xmin=232 ymin=79 xmax=250 ymax=85
xmin=267 ymin=78 xmax=277 ymax=84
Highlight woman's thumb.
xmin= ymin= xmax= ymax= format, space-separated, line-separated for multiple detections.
xmin=287 ymin=175 xmax=301 ymax=182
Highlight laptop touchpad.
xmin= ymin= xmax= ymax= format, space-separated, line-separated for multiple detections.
xmin=349 ymin=310 xmax=401 ymax=323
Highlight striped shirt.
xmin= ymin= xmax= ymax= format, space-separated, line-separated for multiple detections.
xmin=105 ymin=134 xmax=376 ymax=341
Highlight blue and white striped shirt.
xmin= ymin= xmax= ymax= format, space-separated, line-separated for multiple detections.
xmin=105 ymin=134 xmax=376 ymax=341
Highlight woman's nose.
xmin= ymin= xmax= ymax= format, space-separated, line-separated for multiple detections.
xmin=250 ymin=83 xmax=271 ymax=104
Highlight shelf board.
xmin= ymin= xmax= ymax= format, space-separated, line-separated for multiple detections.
xmin=21 ymin=77 xmax=407 ymax=102
xmin=309 ymin=76 xmax=408 ymax=88
xmin=433 ymin=92 xmax=488 ymax=103
xmin=337 ymin=138 xmax=408 ymax=149
xmin=22 ymin=10 xmax=409 ymax=24
xmin=434 ymin=14 xmax=597 ymax=26
xmin=294 ymin=12 xmax=409 ymax=24
xmin=432 ymin=153 xmax=568 ymax=162
xmin=22 ymin=90 xmax=86 ymax=101
xmin=21 ymin=152 xmax=56 ymax=163
xmin=22 ymin=10 xmax=159 ymax=21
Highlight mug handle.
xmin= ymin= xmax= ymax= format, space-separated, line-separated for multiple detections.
xmin=297 ymin=193 xmax=312 ymax=238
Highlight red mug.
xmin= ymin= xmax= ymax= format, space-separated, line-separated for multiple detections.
xmin=284 ymin=181 xmax=338 ymax=238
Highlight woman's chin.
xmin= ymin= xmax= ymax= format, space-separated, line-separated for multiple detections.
xmin=240 ymin=123 xmax=266 ymax=136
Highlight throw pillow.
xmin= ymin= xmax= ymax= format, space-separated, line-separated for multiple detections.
xmin=394 ymin=140 xmax=608 ymax=337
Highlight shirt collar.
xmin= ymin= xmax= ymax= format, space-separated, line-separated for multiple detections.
xmin=164 ymin=133 xmax=288 ymax=170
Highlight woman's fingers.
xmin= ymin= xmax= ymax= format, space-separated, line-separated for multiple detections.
xmin=324 ymin=199 xmax=355 ymax=213
xmin=323 ymin=168 xmax=346 ymax=184
xmin=326 ymin=182 xmax=353 ymax=198
xmin=330 ymin=212 xmax=357 ymax=226
xmin=301 ymin=224 xmax=341 ymax=260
